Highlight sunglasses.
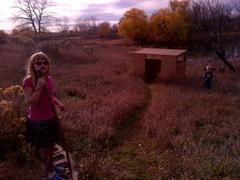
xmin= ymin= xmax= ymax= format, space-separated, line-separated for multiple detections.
xmin=35 ymin=61 xmax=49 ymax=66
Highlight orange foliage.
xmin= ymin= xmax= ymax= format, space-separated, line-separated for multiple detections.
xmin=0 ymin=85 xmax=25 ymax=122
xmin=118 ymin=8 xmax=148 ymax=43
xmin=149 ymin=9 xmax=170 ymax=43
xmin=3 ymin=85 xmax=24 ymax=97
xmin=98 ymin=22 xmax=111 ymax=37
xmin=149 ymin=8 xmax=188 ymax=44
xmin=0 ymin=100 xmax=13 ymax=122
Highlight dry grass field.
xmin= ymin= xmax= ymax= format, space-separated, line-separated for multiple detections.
xmin=0 ymin=37 xmax=240 ymax=179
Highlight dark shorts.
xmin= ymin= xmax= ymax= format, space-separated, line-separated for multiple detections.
xmin=26 ymin=117 xmax=59 ymax=149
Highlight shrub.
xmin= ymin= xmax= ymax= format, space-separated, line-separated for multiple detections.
xmin=0 ymin=85 xmax=29 ymax=163
xmin=38 ymin=41 xmax=60 ymax=60
xmin=0 ymin=30 xmax=7 ymax=44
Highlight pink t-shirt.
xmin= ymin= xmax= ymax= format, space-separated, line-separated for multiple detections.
xmin=23 ymin=76 xmax=55 ymax=121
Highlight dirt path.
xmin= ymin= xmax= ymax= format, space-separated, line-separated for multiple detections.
xmin=98 ymin=85 xmax=163 ymax=179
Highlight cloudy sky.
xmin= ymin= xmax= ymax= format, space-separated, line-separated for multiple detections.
xmin=0 ymin=0 xmax=169 ymax=31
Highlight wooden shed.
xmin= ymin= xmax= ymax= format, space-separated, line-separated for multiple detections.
xmin=132 ymin=48 xmax=187 ymax=81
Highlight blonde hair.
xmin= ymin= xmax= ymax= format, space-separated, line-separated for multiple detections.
xmin=24 ymin=52 xmax=51 ymax=87
xmin=206 ymin=65 xmax=212 ymax=72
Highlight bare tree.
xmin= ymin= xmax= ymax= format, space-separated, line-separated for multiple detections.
xmin=12 ymin=0 xmax=56 ymax=35
xmin=189 ymin=0 xmax=236 ymax=72
xmin=74 ymin=17 xmax=88 ymax=32
xmin=74 ymin=16 xmax=100 ymax=33
xmin=56 ymin=16 xmax=69 ymax=34
xmin=84 ymin=16 xmax=99 ymax=31
xmin=231 ymin=0 xmax=240 ymax=33
xmin=232 ymin=0 xmax=240 ymax=14
xmin=170 ymin=0 xmax=190 ymax=12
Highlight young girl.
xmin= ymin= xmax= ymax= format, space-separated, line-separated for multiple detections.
xmin=23 ymin=52 xmax=65 ymax=180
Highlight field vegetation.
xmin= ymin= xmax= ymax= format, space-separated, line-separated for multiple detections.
xmin=0 ymin=35 xmax=240 ymax=179
xmin=0 ymin=0 xmax=240 ymax=179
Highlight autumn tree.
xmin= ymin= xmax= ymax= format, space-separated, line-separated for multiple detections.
xmin=12 ymin=0 xmax=56 ymax=36
xmin=118 ymin=8 xmax=148 ymax=43
xmin=166 ymin=11 xmax=188 ymax=44
xmin=98 ymin=22 xmax=111 ymax=37
xmin=149 ymin=0 xmax=189 ymax=45
xmin=149 ymin=9 xmax=170 ymax=43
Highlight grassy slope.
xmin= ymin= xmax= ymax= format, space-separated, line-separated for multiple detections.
xmin=89 ymin=56 xmax=240 ymax=179
xmin=0 ymin=39 xmax=240 ymax=179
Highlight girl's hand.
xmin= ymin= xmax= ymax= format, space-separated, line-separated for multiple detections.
xmin=58 ymin=103 xmax=65 ymax=112
xmin=36 ymin=77 xmax=47 ymax=89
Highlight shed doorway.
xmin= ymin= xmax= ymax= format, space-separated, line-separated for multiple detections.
xmin=133 ymin=48 xmax=187 ymax=81
xmin=145 ymin=59 xmax=161 ymax=81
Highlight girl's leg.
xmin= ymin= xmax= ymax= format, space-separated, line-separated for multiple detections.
xmin=44 ymin=146 xmax=63 ymax=180
xmin=43 ymin=146 xmax=55 ymax=174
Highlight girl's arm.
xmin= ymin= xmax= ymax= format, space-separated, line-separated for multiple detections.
xmin=24 ymin=77 xmax=47 ymax=106
xmin=24 ymin=86 xmax=43 ymax=106
xmin=53 ymin=96 xmax=65 ymax=111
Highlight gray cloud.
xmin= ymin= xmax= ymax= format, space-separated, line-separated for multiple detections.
xmin=76 ymin=3 xmax=120 ymax=21
xmin=79 ymin=12 xmax=120 ymax=21
xmin=57 ymin=4 xmax=82 ymax=15
xmin=60 ymin=0 xmax=169 ymax=22
xmin=113 ymin=0 xmax=139 ymax=8
xmin=112 ymin=0 xmax=169 ymax=10
xmin=80 ymin=4 xmax=109 ymax=14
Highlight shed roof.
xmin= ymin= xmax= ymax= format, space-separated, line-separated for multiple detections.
xmin=133 ymin=48 xmax=186 ymax=56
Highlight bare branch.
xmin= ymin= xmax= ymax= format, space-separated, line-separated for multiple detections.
xmin=189 ymin=0 xmax=236 ymax=72
xmin=12 ymin=0 xmax=56 ymax=35
xmin=232 ymin=0 xmax=240 ymax=13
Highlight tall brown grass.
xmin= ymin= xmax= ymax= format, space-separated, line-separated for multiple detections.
xmin=1 ymin=38 xmax=239 ymax=179
xmin=140 ymin=57 xmax=240 ymax=179
xmin=0 ymin=39 xmax=147 ymax=179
